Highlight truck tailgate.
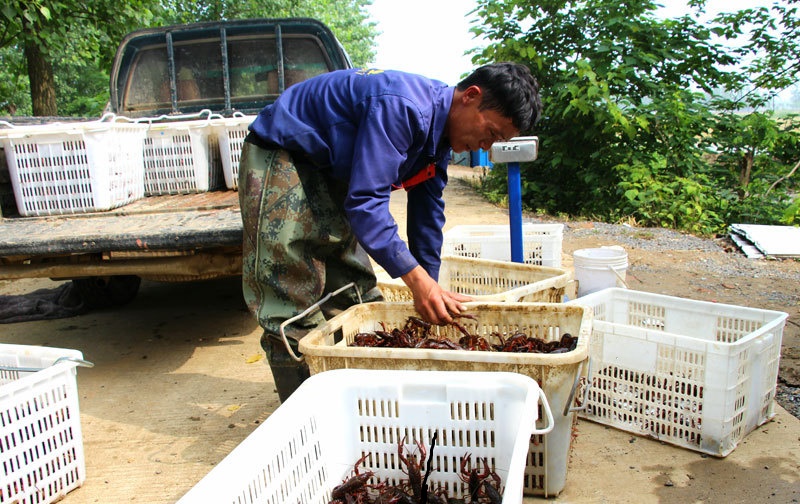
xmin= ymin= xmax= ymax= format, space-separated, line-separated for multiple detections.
xmin=0 ymin=191 xmax=242 ymax=257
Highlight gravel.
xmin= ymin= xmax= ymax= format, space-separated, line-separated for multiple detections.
xmin=565 ymin=221 xmax=800 ymax=282
xmin=776 ymin=383 xmax=800 ymax=419
xmin=565 ymin=222 xmax=726 ymax=252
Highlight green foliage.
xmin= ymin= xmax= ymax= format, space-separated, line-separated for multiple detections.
xmin=615 ymin=158 xmax=726 ymax=235
xmin=0 ymin=45 xmax=31 ymax=114
xmin=470 ymin=0 xmax=800 ymax=236
xmin=784 ymin=196 xmax=800 ymax=225
xmin=54 ymin=61 xmax=110 ymax=117
xmin=0 ymin=0 xmax=377 ymax=116
xmin=0 ymin=0 xmax=154 ymax=114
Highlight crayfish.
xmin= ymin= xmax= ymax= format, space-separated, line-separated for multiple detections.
xmin=328 ymin=437 xmax=504 ymax=504
xmin=329 ymin=453 xmax=375 ymax=503
xmin=351 ymin=315 xmax=577 ymax=354
xmin=459 ymin=454 xmax=503 ymax=504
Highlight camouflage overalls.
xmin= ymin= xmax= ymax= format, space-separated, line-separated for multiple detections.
xmin=238 ymin=137 xmax=382 ymax=400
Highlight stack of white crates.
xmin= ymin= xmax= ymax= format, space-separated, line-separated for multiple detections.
xmin=567 ymin=288 xmax=788 ymax=456
xmin=1 ymin=344 xmax=90 ymax=504
xmin=0 ymin=120 xmax=147 ymax=216
xmin=141 ymin=119 xmax=223 ymax=195
xmin=442 ymin=223 xmax=564 ymax=267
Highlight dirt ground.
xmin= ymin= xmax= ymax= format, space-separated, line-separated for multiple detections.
xmin=0 ymin=165 xmax=798 ymax=503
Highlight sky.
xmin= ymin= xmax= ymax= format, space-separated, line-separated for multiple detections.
xmin=365 ymin=0 xmax=780 ymax=85
xmin=366 ymin=0 xmax=479 ymax=84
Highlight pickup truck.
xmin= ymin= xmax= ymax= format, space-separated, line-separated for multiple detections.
xmin=0 ymin=18 xmax=352 ymax=307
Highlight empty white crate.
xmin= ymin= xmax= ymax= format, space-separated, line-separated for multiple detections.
xmin=1 ymin=344 xmax=91 ymax=504
xmin=142 ymin=119 xmax=223 ymax=195
xmin=442 ymin=224 xmax=563 ymax=267
xmin=567 ymin=288 xmax=788 ymax=456
xmin=177 ymin=369 xmax=552 ymax=504
xmin=0 ymin=121 xmax=147 ymax=216
xmin=211 ymin=115 xmax=255 ymax=190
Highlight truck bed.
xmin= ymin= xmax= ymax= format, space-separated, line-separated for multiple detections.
xmin=0 ymin=191 xmax=242 ymax=257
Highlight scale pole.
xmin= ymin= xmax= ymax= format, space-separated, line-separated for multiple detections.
xmin=490 ymin=137 xmax=539 ymax=265
xmin=507 ymin=161 xmax=523 ymax=263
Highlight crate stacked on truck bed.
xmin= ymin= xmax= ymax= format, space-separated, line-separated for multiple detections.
xmin=0 ymin=113 xmax=255 ymax=217
xmin=0 ymin=119 xmax=147 ymax=216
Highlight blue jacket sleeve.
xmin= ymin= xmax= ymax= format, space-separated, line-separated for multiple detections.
xmin=406 ymin=164 xmax=447 ymax=281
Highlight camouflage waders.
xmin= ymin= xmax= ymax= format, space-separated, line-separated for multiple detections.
xmin=238 ymin=138 xmax=382 ymax=401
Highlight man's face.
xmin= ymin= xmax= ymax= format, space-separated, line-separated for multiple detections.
xmin=447 ymin=86 xmax=519 ymax=154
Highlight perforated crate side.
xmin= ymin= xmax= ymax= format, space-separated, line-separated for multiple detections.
xmin=568 ymin=288 xmax=787 ymax=456
xmin=177 ymin=370 xmax=543 ymax=504
xmin=142 ymin=123 xmax=223 ymax=195
xmin=299 ymin=302 xmax=592 ymax=497
xmin=1 ymin=345 xmax=87 ymax=504
xmin=213 ymin=116 xmax=255 ymax=190
xmin=0 ymin=123 xmax=145 ymax=216
xmin=378 ymin=256 xmax=570 ymax=303
xmin=442 ymin=224 xmax=563 ymax=267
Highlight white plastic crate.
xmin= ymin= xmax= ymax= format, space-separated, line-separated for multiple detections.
xmin=377 ymin=255 xmax=571 ymax=303
xmin=0 ymin=120 xmax=146 ymax=216
xmin=567 ymin=288 xmax=788 ymax=456
xmin=177 ymin=369 xmax=552 ymax=504
xmin=211 ymin=115 xmax=255 ymax=190
xmin=442 ymin=224 xmax=564 ymax=267
xmin=1 ymin=344 xmax=91 ymax=504
xmin=142 ymin=119 xmax=223 ymax=195
xmin=299 ymin=302 xmax=592 ymax=497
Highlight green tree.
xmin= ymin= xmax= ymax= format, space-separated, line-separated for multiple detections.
xmin=0 ymin=0 xmax=376 ymax=116
xmin=0 ymin=1 xmax=153 ymax=115
xmin=470 ymin=0 xmax=800 ymax=234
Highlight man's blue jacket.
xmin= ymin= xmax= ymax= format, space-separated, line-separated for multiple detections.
xmin=249 ymin=68 xmax=454 ymax=280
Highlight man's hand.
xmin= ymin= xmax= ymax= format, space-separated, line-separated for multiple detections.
xmin=400 ymin=265 xmax=472 ymax=325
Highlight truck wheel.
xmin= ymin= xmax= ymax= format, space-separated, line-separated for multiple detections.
xmin=72 ymin=275 xmax=142 ymax=309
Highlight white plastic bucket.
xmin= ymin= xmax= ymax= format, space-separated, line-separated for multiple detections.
xmin=573 ymin=247 xmax=628 ymax=297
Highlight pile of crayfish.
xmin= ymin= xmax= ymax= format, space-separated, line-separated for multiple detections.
xmin=329 ymin=436 xmax=503 ymax=504
xmin=351 ymin=315 xmax=577 ymax=354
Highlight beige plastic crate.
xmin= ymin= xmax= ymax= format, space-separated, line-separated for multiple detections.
xmin=377 ymin=255 xmax=571 ymax=303
xmin=299 ymin=301 xmax=592 ymax=497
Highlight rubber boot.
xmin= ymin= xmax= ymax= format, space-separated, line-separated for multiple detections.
xmin=261 ymin=332 xmax=311 ymax=403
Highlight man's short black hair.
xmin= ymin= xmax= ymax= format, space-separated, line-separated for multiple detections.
xmin=457 ymin=62 xmax=543 ymax=133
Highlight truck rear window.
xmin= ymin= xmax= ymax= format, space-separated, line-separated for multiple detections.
xmin=122 ymin=34 xmax=334 ymax=114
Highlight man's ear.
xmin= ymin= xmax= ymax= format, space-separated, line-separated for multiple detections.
xmin=461 ymin=85 xmax=482 ymax=105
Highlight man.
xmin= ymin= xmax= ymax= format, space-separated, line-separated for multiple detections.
xmin=239 ymin=62 xmax=542 ymax=401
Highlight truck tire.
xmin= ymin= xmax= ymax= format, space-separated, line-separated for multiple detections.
xmin=72 ymin=275 xmax=141 ymax=309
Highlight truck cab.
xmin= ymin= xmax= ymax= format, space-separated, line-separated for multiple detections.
xmin=110 ymin=18 xmax=351 ymax=118
xmin=0 ymin=18 xmax=351 ymax=307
